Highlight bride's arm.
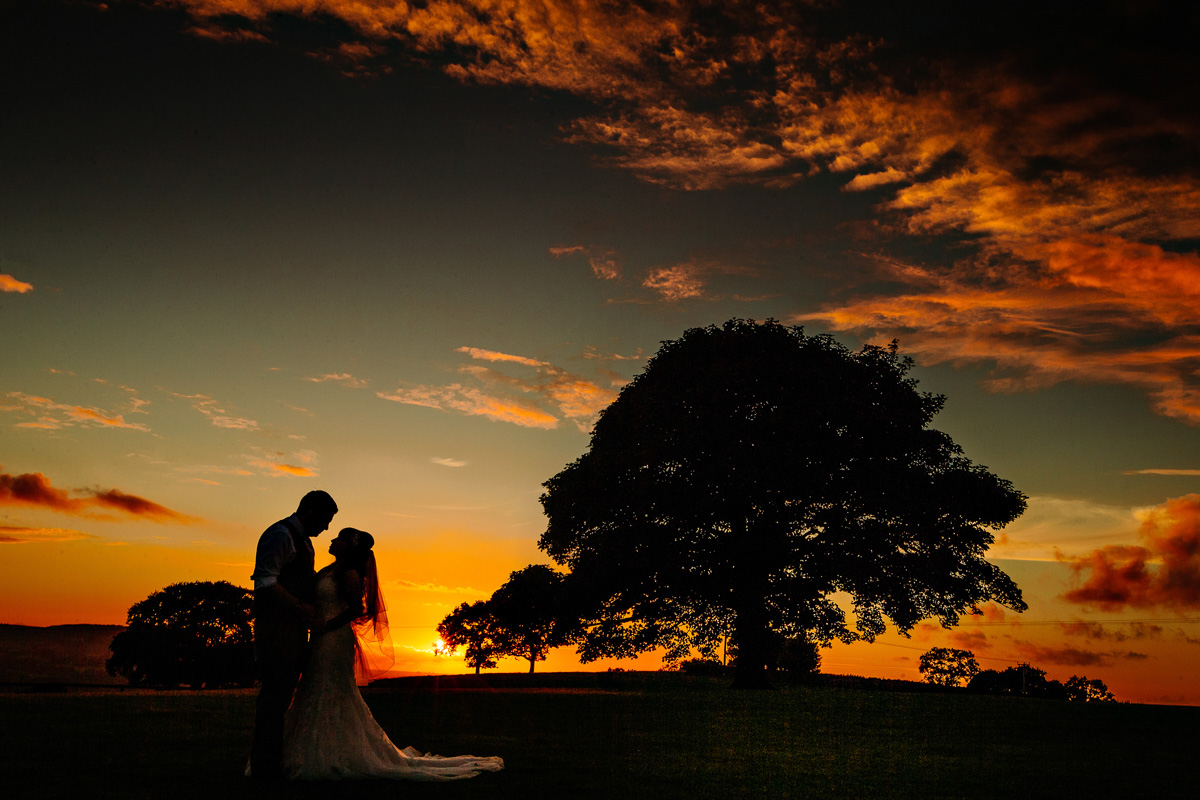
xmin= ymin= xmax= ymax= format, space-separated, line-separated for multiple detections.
xmin=322 ymin=569 xmax=366 ymax=632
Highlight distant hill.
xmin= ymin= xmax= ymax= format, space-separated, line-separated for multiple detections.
xmin=0 ymin=623 xmax=126 ymax=685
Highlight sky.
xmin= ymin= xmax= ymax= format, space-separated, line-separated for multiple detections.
xmin=3 ymin=0 xmax=1200 ymax=704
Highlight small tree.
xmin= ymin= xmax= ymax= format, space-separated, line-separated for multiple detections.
xmin=489 ymin=564 xmax=571 ymax=673
xmin=437 ymin=601 xmax=503 ymax=675
xmin=918 ymin=647 xmax=980 ymax=687
xmin=106 ymin=581 xmax=254 ymax=688
xmin=1065 ymin=675 xmax=1116 ymax=702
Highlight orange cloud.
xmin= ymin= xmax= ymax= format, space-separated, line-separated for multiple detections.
xmin=1062 ymin=494 xmax=1200 ymax=611
xmin=247 ymin=449 xmax=320 ymax=478
xmin=380 ymin=346 xmax=619 ymax=430
xmin=0 ymin=469 xmax=193 ymax=522
xmin=305 ymin=373 xmax=368 ymax=388
xmin=379 ymin=382 xmax=560 ymax=429
xmin=171 ymin=392 xmax=259 ymax=430
xmin=1 ymin=273 xmax=33 ymax=293
xmin=0 ymin=527 xmax=94 ymax=544
xmin=3 ymin=392 xmax=152 ymax=432
xmin=550 ymin=245 xmax=621 ymax=280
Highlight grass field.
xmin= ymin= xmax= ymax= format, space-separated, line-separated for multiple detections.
xmin=2 ymin=672 xmax=1195 ymax=799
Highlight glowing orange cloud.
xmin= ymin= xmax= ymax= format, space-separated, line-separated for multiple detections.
xmin=4 ymin=392 xmax=152 ymax=432
xmin=380 ymin=346 xmax=618 ymax=430
xmin=247 ymin=449 xmax=320 ymax=478
xmin=1062 ymin=494 xmax=1200 ymax=611
xmin=0 ymin=273 xmax=33 ymax=293
xmin=0 ymin=468 xmax=193 ymax=522
xmin=0 ymin=527 xmax=93 ymax=544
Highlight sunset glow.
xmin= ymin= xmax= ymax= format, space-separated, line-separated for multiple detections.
xmin=3 ymin=1 xmax=1199 ymax=705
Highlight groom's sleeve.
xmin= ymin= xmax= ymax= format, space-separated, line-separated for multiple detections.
xmin=252 ymin=524 xmax=296 ymax=590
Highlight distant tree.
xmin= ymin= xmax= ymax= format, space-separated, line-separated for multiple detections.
xmin=1065 ymin=675 xmax=1116 ymax=703
xmin=437 ymin=601 xmax=502 ymax=675
xmin=919 ymin=647 xmax=981 ymax=687
xmin=489 ymin=564 xmax=572 ymax=673
xmin=968 ymin=663 xmax=1066 ymax=699
xmin=106 ymin=581 xmax=254 ymax=688
xmin=540 ymin=320 xmax=1027 ymax=688
xmin=775 ymin=635 xmax=821 ymax=675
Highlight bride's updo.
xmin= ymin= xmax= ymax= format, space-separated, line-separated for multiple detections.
xmin=336 ymin=527 xmax=375 ymax=575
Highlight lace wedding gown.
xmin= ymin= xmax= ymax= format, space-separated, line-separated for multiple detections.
xmin=280 ymin=569 xmax=504 ymax=780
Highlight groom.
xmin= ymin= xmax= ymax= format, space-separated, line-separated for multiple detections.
xmin=248 ymin=490 xmax=338 ymax=779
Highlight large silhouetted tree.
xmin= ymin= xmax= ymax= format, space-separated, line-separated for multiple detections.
xmin=106 ymin=581 xmax=254 ymax=688
xmin=489 ymin=564 xmax=571 ymax=673
xmin=540 ymin=320 xmax=1027 ymax=688
xmin=438 ymin=601 xmax=503 ymax=675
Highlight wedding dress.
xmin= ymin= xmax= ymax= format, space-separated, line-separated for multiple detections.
xmin=280 ymin=568 xmax=504 ymax=780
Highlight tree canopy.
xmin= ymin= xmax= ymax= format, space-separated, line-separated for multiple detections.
xmin=919 ymin=647 xmax=981 ymax=687
xmin=439 ymin=565 xmax=572 ymax=674
xmin=106 ymin=581 xmax=254 ymax=688
xmin=437 ymin=601 xmax=503 ymax=675
xmin=540 ymin=319 xmax=1027 ymax=687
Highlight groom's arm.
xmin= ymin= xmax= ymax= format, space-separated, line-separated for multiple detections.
xmin=253 ymin=525 xmax=319 ymax=626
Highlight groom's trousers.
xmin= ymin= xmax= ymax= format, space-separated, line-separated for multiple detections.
xmin=250 ymin=605 xmax=306 ymax=778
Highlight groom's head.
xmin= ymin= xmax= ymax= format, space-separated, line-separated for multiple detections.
xmin=296 ymin=490 xmax=338 ymax=537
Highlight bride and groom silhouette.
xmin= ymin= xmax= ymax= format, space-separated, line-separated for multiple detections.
xmin=248 ymin=490 xmax=503 ymax=781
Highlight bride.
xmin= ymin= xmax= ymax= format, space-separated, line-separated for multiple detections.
xmin=281 ymin=527 xmax=504 ymax=780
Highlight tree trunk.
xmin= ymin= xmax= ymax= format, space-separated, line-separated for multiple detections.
xmin=528 ymin=648 xmax=535 ymax=674
xmin=475 ymin=664 xmax=481 ymax=675
xmin=731 ymin=518 xmax=773 ymax=690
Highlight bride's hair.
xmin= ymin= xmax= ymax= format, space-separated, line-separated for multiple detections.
xmin=334 ymin=527 xmax=393 ymax=683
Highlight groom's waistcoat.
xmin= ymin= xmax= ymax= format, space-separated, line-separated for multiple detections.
xmin=276 ymin=517 xmax=316 ymax=604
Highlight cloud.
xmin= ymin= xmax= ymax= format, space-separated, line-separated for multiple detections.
xmin=0 ymin=526 xmax=94 ymax=544
xmin=1011 ymin=642 xmax=1141 ymax=668
xmin=1061 ymin=494 xmax=1200 ymax=611
xmin=1058 ymin=621 xmax=1164 ymax=642
xmin=431 ymin=457 xmax=467 ymax=468
xmin=380 ymin=346 xmax=619 ymax=431
xmin=642 ymin=258 xmax=756 ymax=303
xmin=171 ymin=393 xmax=259 ymax=430
xmin=0 ymin=468 xmax=193 ymax=522
xmin=305 ymin=373 xmax=369 ymax=388
xmin=3 ymin=392 xmax=152 ymax=432
xmin=550 ymin=245 xmax=621 ymax=280
xmin=1125 ymin=469 xmax=1200 ymax=477
xmin=152 ymin=3 xmax=1200 ymax=419
xmin=1 ymin=274 xmax=33 ymax=293
xmin=246 ymin=449 xmax=320 ymax=478
xmin=455 ymin=347 xmax=549 ymax=368
xmin=379 ymin=383 xmax=560 ymax=429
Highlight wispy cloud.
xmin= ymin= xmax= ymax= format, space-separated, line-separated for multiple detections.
xmin=305 ymin=373 xmax=369 ymax=388
xmin=1124 ymin=469 xmax=1200 ymax=477
xmin=550 ymin=245 xmax=621 ymax=280
xmin=0 ymin=526 xmax=94 ymax=544
xmin=431 ymin=457 xmax=467 ymax=468
xmin=0 ymin=467 xmax=195 ymax=522
xmin=171 ymin=392 xmax=259 ymax=430
xmin=0 ymin=274 xmax=33 ymax=293
xmin=246 ymin=448 xmax=320 ymax=478
xmin=2 ymin=392 xmax=152 ymax=432
xmin=1012 ymin=642 xmax=1147 ymax=668
xmin=379 ymin=346 xmax=619 ymax=431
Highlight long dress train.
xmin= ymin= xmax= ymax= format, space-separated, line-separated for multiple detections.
xmin=281 ymin=569 xmax=504 ymax=780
